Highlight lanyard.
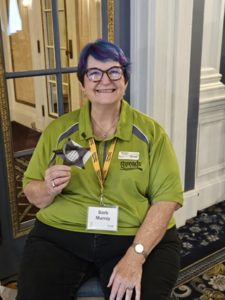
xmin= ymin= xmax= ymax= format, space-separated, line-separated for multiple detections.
xmin=89 ymin=137 xmax=117 ymax=206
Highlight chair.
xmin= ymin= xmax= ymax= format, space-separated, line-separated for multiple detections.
xmin=74 ymin=275 xmax=104 ymax=299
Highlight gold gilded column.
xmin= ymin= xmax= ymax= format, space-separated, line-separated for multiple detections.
xmin=0 ymin=39 xmax=31 ymax=238
xmin=108 ymin=0 xmax=114 ymax=43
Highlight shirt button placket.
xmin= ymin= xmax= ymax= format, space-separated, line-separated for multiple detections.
xmin=99 ymin=142 xmax=103 ymax=155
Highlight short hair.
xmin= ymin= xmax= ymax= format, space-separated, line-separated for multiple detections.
xmin=77 ymin=39 xmax=131 ymax=86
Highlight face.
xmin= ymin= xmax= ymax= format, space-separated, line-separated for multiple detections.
xmin=79 ymin=55 xmax=128 ymax=107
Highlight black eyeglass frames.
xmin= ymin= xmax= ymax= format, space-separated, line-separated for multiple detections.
xmin=85 ymin=66 xmax=124 ymax=82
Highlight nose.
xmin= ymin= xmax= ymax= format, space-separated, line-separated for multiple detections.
xmin=100 ymin=72 xmax=111 ymax=84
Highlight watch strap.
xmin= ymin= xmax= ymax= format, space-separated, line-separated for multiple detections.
xmin=132 ymin=243 xmax=148 ymax=259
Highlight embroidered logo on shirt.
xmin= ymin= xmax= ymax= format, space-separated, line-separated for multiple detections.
xmin=120 ymin=160 xmax=143 ymax=171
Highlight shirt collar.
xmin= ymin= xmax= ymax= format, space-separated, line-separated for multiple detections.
xmin=79 ymin=99 xmax=133 ymax=142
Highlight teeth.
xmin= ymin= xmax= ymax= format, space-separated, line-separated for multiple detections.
xmin=97 ymin=89 xmax=114 ymax=93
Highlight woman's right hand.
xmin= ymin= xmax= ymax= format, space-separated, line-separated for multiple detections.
xmin=45 ymin=165 xmax=71 ymax=196
xmin=24 ymin=165 xmax=71 ymax=208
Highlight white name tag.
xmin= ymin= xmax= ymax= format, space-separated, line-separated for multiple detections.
xmin=118 ymin=151 xmax=140 ymax=160
xmin=87 ymin=206 xmax=118 ymax=232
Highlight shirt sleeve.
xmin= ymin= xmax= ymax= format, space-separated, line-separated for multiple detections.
xmin=22 ymin=129 xmax=54 ymax=189
xmin=148 ymin=133 xmax=184 ymax=205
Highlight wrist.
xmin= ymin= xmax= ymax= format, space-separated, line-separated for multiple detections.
xmin=132 ymin=243 xmax=148 ymax=259
xmin=127 ymin=246 xmax=146 ymax=264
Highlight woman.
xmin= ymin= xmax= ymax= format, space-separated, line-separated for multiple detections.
xmin=17 ymin=39 xmax=183 ymax=300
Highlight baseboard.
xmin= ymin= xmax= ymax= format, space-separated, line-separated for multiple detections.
xmin=174 ymin=190 xmax=198 ymax=228
xmin=174 ymin=176 xmax=225 ymax=228
xmin=196 ymin=176 xmax=225 ymax=210
xmin=10 ymin=107 xmax=43 ymax=131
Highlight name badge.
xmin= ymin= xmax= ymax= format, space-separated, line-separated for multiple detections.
xmin=87 ymin=206 xmax=118 ymax=232
xmin=118 ymin=151 xmax=140 ymax=160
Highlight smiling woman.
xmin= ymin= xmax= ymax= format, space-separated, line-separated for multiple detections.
xmin=80 ymin=55 xmax=128 ymax=136
xmin=16 ymin=39 xmax=183 ymax=300
xmin=77 ymin=39 xmax=130 ymax=139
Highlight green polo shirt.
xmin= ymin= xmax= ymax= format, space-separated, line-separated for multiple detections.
xmin=23 ymin=99 xmax=183 ymax=235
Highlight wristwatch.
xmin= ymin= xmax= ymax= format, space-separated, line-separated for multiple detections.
xmin=132 ymin=243 xmax=148 ymax=259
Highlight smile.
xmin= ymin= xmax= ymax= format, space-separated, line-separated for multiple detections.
xmin=96 ymin=89 xmax=116 ymax=93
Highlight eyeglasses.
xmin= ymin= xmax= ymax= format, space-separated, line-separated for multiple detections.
xmin=85 ymin=66 xmax=124 ymax=82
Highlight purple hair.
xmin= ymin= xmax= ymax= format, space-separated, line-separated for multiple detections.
xmin=77 ymin=39 xmax=131 ymax=86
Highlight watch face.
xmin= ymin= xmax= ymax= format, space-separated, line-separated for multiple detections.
xmin=135 ymin=244 xmax=144 ymax=253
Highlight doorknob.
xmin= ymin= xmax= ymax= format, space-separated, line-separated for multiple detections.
xmin=66 ymin=40 xmax=73 ymax=59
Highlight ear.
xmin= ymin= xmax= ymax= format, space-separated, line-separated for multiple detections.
xmin=79 ymin=81 xmax=85 ymax=92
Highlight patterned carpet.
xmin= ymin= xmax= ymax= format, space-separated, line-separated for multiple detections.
xmin=173 ymin=201 xmax=225 ymax=299
xmin=179 ymin=203 xmax=225 ymax=264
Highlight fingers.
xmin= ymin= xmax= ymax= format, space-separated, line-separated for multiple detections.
xmin=48 ymin=179 xmax=70 ymax=195
xmin=45 ymin=165 xmax=71 ymax=195
xmin=110 ymin=283 xmax=135 ymax=300
xmin=45 ymin=165 xmax=71 ymax=180
xmin=116 ymin=284 xmax=130 ymax=300
xmin=135 ymin=284 xmax=141 ymax=300
xmin=46 ymin=165 xmax=71 ymax=177
xmin=109 ymin=272 xmax=134 ymax=300
xmin=109 ymin=283 xmax=121 ymax=300
xmin=108 ymin=255 xmax=142 ymax=300
xmin=107 ymin=268 xmax=117 ymax=288
xmin=114 ymin=285 xmax=140 ymax=300
xmin=51 ymin=174 xmax=70 ymax=187
xmin=109 ymin=276 xmax=141 ymax=300
xmin=125 ymin=287 xmax=134 ymax=300
xmin=49 ymin=165 xmax=71 ymax=171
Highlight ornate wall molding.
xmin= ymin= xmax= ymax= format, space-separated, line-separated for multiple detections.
xmin=130 ymin=0 xmax=193 ymax=187
xmin=196 ymin=118 xmax=225 ymax=177
xmin=201 ymin=0 xmax=224 ymax=72
xmin=196 ymin=0 xmax=225 ymax=187
xmin=108 ymin=0 xmax=114 ymax=43
xmin=200 ymin=0 xmax=225 ymax=103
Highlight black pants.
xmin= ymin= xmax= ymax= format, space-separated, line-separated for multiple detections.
xmin=17 ymin=219 xmax=180 ymax=300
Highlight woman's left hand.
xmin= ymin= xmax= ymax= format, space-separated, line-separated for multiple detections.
xmin=107 ymin=247 xmax=145 ymax=300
